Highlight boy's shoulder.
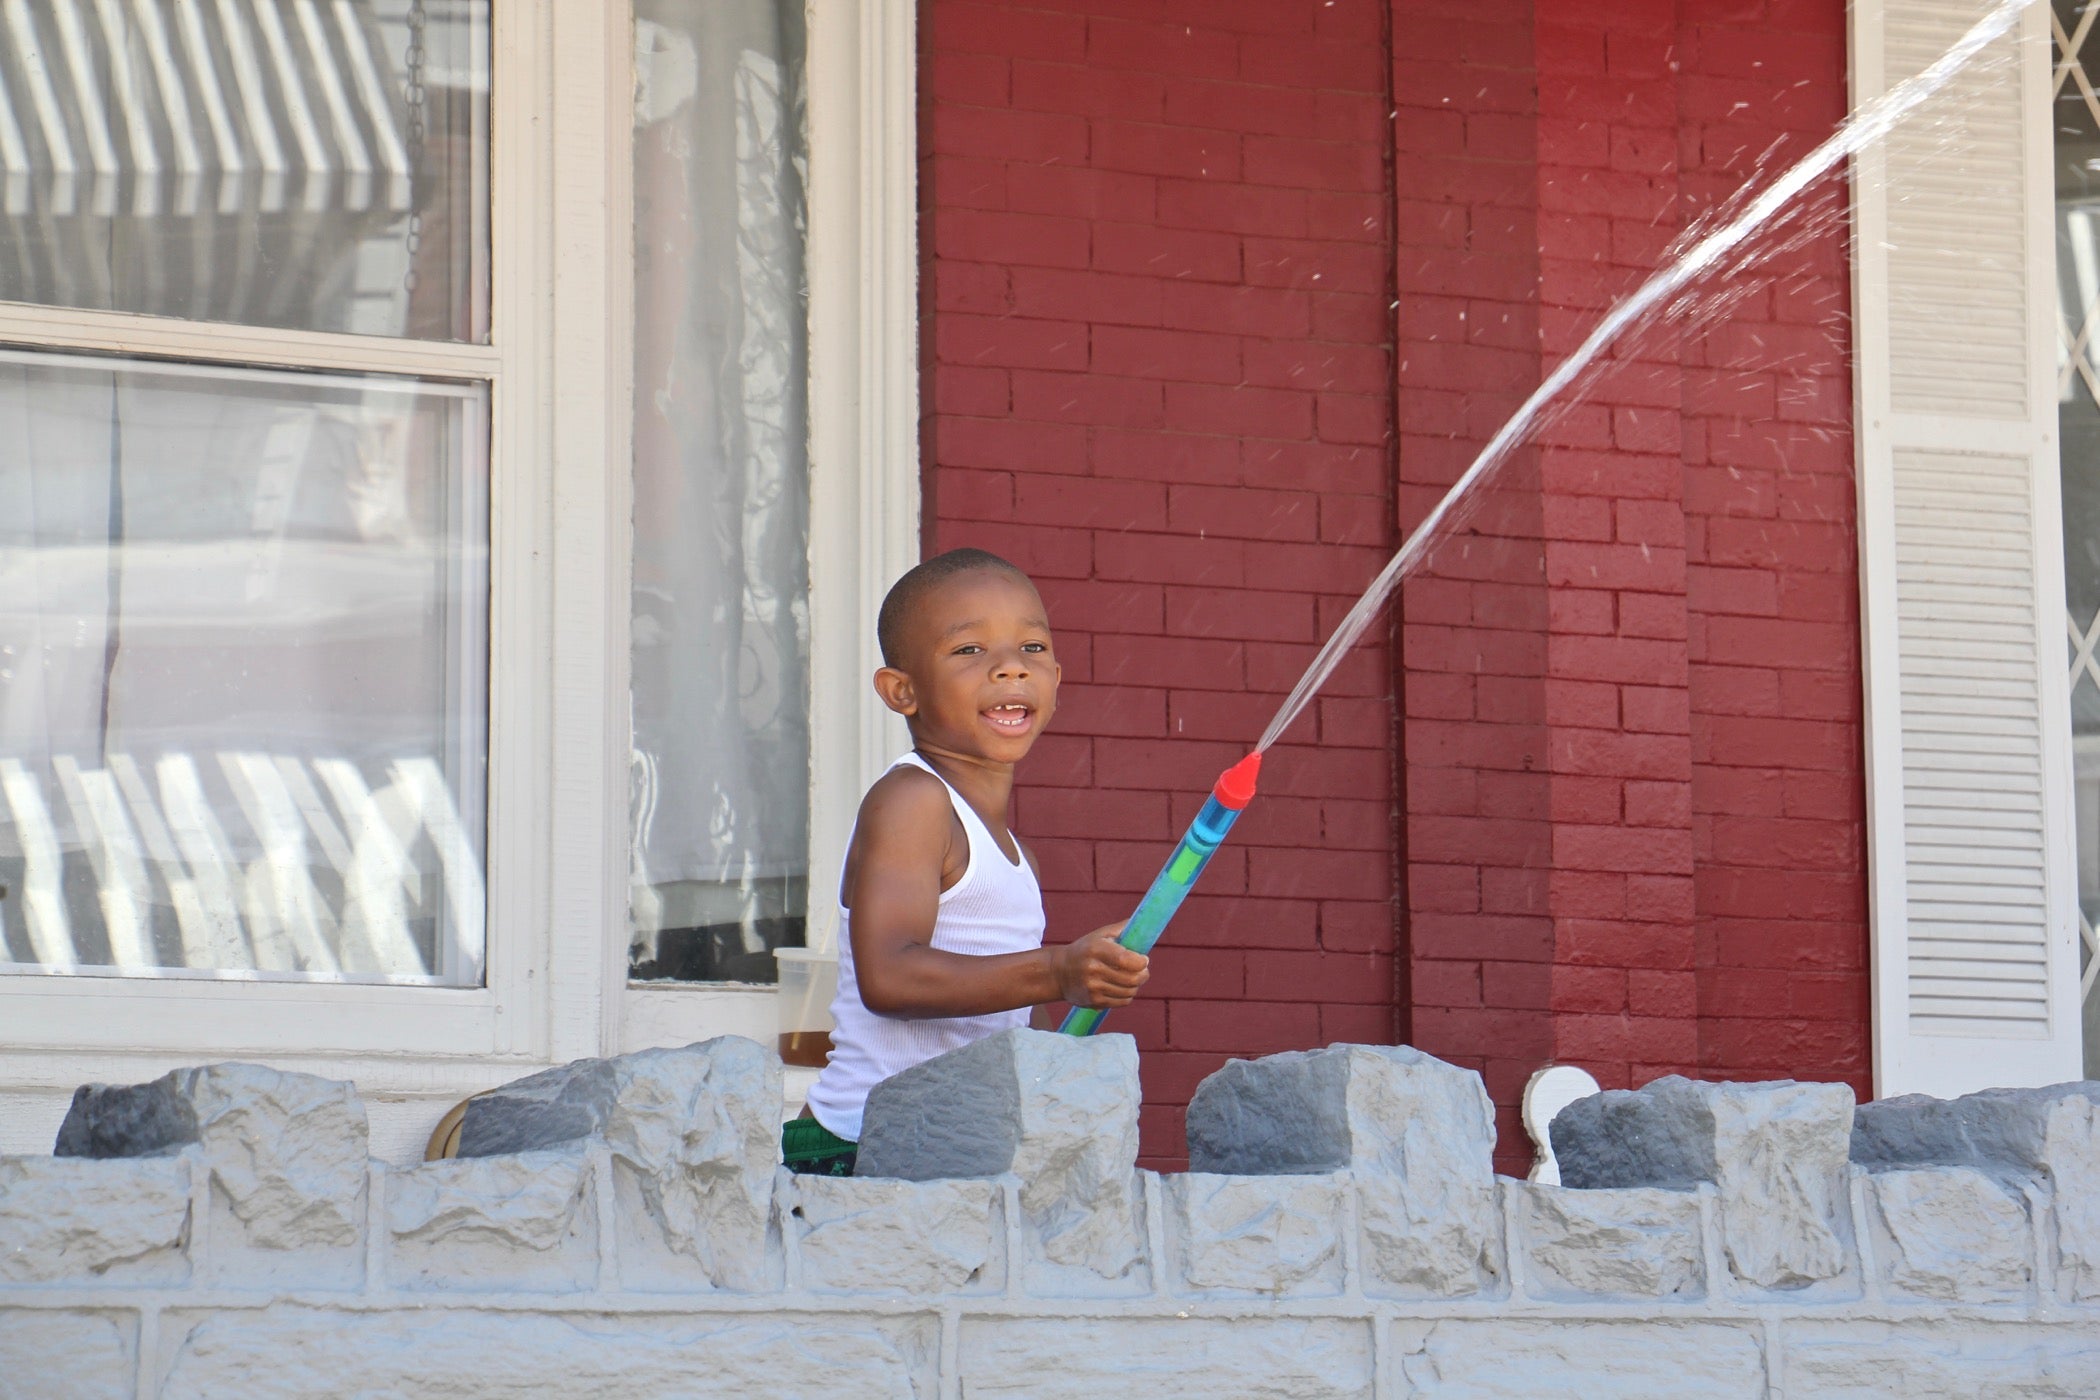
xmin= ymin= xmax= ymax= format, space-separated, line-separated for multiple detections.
xmin=856 ymin=763 xmax=956 ymax=838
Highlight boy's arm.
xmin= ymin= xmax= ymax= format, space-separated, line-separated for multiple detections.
xmin=846 ymin=771 xmax=1146 ymax=1019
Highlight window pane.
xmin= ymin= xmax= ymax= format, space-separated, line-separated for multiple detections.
xmin=0 ymin=0 xmax=489 ymax=341
xmin=2055 ymin=0 xmax=2100 ymax=1076
xmin=629 ymin=0 xmax=810 ymax=984
xmin=0 ymin=349 xmax=489 ymax=985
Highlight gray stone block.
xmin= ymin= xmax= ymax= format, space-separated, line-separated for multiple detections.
xmin=385 ymin=1146 xmax=597 ymax=1292
xmin=2051 ymin=1094 xmax=2100 ymax=1302
xmin=957 ymin=1317 xmax=1372 ymax=1400
xmin=1552 ymin=1076 xmax=1853 ymax=1290
xmin=856 ymin=1029 xmax=1144 ymax=1283
xmin=180 ymin=1064 xmax=369 ymax=1253
xmin=55 ymin=1065 xmax=368 ymax=1248
xmin=1850 ymin=1081 xmax=2100 ymax=1302
xmin=1166 ymin=1172 xmax=1345 ymax=1296
xmin=1393 ymin=1319 xmax=1766 ymax=1399
xmin=0 ymin=1155 xmax=191 ymax=1284
xmin=50 ymin=1062 xmax=369 ymax=1283
xmin=1186 ymin=1045 xmax=1494 ymax=1179
xmin=601 ymin=1038 xmax=782 ymax=1291
xmin=1513 ymin=1182 xmax=1702 ymax=1300
xmin=1186 ymin=1047 xmax=1351 ymax=1174
xmin=1186 ymin=1045 xmax=1500 ymax=1297
xmin=1865 ymin=1167 xmax=2030 ymax=1301
xmin=791 ymin=1175 xmax=996 ymax=1294
xmin=158 ymin=1304 xmax=933 ymax=1399
xmin=0 ymin=1309 xmax=135 ymax=1400
xmin=1851 ymin=1081 xmax=2100 ymax=1181
xmin=458 ymin=1057 xmax=621 ymax=1157
xmin=1551 ymin=1077 xmax=1719 ymax=1191
xmin=55 ymin=1080 xmax=199 ymax=1159
xmin=1782 ymin=1321 xmax=2100 ymax=1399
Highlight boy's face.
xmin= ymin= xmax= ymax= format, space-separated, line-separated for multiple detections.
xmin=876 ymin=568 xmax=1060 ymax=766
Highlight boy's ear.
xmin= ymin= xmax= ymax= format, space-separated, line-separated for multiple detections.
xmin=873 ymin=665 xmax=917 ymax=717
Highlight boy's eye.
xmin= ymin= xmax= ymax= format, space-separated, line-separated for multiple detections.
xmin=1022 ymin=642 xmax=1047 ymax=653
xmin=954 ymin=644 xmax=982 ymax=655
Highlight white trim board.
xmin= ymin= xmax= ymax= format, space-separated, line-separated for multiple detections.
xmin=1851 ymin=0 xmax=2084 ymax=1097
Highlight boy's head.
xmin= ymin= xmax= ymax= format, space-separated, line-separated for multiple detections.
xmin=874 ymin=549 xmax=1059 ymax=762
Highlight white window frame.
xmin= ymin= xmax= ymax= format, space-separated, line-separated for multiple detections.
xmin=609 ymin=0 xmax=919 ymax=1050
xmin=0 ymin=0 xmax=918 ymax=1140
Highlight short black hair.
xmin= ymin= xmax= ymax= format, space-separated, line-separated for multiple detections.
xmin=877 ymin=547 xmax=1031 ymax=667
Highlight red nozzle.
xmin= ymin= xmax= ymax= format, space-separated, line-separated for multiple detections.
xmin=1212 ymin=751 xmax=1262 ymax=810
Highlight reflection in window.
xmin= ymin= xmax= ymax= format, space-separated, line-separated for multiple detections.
xmin=2054 ymin=0 xmax=2100 ymax=1075
xmin=0 ymin=351 xmax=489 ymax=984
xmin=629 ymin=0 xmax=810 ymax=984
xmin=0 ymin=0 xmax=489 ymax=341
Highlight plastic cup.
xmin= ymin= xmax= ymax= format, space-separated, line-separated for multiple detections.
xmin=773 ymin=946 xmax=837 ymax=1068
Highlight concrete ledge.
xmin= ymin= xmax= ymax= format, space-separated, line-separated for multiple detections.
xmin=1510 ymin=1181 xmax=1703 ymax=1302
xmin=1552 ymin=1075 xmax=1856 ymax=1293
xmin=384 ymin=1146 xmax=598 ymax=1292
xmin=153 ymin=1303 xmax=935 ymax=1400
xmin=1853 ymin=1082 xmax=2100 ymax=1303
xmin=856 ymin=1029 xmax=1147 ymax=1288
xmin=8 ymin=1046 xmax=2097 ymax=1397
xmin=1188 ymin=1045 xmax=1501 ymax=1297
xmin=1165 ymin=1171 xmax=1346 ymax=1296
xmin=789 ymin=1175 xmax=998 ymax=1294
xmin=0 ymin=1154 xmax=191 ymax=1286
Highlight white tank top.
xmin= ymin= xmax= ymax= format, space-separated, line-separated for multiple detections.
xmin=805 ymin=752 xmax=1045 ymax=1142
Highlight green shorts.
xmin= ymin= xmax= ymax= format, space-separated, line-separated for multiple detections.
xmin=782 ymin=1116 xmax=857 ymax=1177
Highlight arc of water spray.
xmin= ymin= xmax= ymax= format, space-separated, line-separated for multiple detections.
xmin=1255 ymin=0 xmax=2029 ymax=754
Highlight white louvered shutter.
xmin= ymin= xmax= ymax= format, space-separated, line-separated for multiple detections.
xmin=1852 ymin=0 xmax=2084 ymax=1097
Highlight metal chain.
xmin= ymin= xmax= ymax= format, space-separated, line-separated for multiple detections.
xmin=402 ymin=0 xmax=428 ymax=296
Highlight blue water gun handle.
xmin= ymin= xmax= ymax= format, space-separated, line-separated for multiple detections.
xmin=1058 ymin=793 xmax=1243 ymax=1037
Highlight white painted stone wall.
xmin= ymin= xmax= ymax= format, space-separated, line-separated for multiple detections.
xmin=3 ymin=1035 xmax=2097 ymax=1399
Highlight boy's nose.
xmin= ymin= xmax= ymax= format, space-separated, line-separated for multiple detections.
xmin=992 ymin=651 xmax=1030 ymax=678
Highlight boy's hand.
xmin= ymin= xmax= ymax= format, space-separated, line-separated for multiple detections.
xmin=1053 ymin=922 xmax=1149 ymax=1009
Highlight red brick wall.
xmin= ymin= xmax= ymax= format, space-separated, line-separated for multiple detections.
xmin=919 ymin=0 xmax=1403 ymax=1168
xmin=1390 ymin=0 xmax=1560 ymax=1175
xmin=1532 ymin=0 xmax=1704 ymax=1109
xmin=1393 ymin=0 xmax=1867 ymax=1174
xmin=1674 ymin=0 xmax=1869 ymax=1099
xmin=918 ymin=0 xmax=1869 ymax=1174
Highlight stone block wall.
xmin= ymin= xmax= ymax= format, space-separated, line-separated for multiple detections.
xmin=4 ymin=1033 xmax=2098 ymax=1398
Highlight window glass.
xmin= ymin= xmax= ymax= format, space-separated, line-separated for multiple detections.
xmin=2054 ymin=0 xmax=2100 ymax=1075
xmin=0 ymin=0 xmax=489 ymax=341
xmin=629 ymin=0 xmax=810 ymax=983
xmin=0 ymin=349 xmax=489 ymax=984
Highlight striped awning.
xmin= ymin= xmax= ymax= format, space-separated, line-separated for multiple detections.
xmin=0 ymin=0 xmax=419 ymax=219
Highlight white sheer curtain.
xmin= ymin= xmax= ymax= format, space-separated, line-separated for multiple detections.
xmin=628 ymin=0 xmax=811 ymax=983
xmin=0 ymin=353 xmax=489 ymax=984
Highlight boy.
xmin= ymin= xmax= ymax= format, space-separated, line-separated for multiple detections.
xmin=786 ymin=549 xmax=1148 ymax=1174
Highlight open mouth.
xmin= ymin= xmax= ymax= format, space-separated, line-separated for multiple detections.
xmin=983 ymin=703 xmax=1034 ymax=734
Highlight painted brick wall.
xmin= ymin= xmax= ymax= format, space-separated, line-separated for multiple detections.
xmin=1673 ymin=0 xmax=1870 ymax=1101
xmin=1392 ymin=0 xmax=1867 ymax=1173
xmin=1389 ymin=0 xmax=1560 ymax=1175
xmin=1532 ymin=0 xmax=1703 ymax=1107
xmin=920 ymin=0 xmax=1868 ymax=1173
xmin=919 ymin=0 xmax=1402 ymax=1168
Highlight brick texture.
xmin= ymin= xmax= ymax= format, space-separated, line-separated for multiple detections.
xmin=1391 ymin=0 xmax=1559 ymax=1176
xmin=1392 ymin=0 xmax=1866 ymax=1175
xmin=922 ymin=0 xmax=1401 ymax=1171
xmin=1674 ymin=0 xmax=1869 ymax=1104
xmin=922 ymin=0 xmax=1868 ymax=1177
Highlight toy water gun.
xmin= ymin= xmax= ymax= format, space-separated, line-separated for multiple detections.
xmin=1058 ymin=751 xmax=1261 ymax=1036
